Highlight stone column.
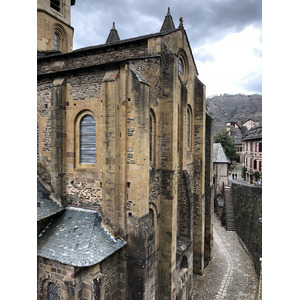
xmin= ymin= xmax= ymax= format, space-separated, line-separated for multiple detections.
xmin=193 ymin=78 xmax=206 ymax=274
xmin=51 ymin=78 xmax=66 ymax=206
xmin=205 ymin=113 xmax=214 ymax=265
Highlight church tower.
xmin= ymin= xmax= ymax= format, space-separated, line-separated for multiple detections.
xmin=37 ymin=0 xmax=76 ymax=53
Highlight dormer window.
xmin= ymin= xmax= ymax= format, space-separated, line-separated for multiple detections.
xmin=50 ymin=0 xmax=61 ymax=12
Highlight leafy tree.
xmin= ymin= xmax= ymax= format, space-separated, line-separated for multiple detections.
xmin=214 ymin=128 xmax=238 ymax=161
xmin=242 ymin=166 xmax=247 ymax=180
xmin=254 ymin=171 xmax=261 ymax=181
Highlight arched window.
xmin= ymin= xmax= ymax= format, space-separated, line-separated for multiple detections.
xmin=149 ymin=208 xmax=154 ymax=227
xmin=149 ymin=110 xmax=156 ymax=166
xmin=178 ymin=58 xmax=184 ymax=77
xmin=47 ymin=282 xmax=58 ymax=300
xmin=53 ymin=32 xmax=59 ymax=50
xmin=80 ymin=114 xmax=96 ymax=164
xmin=187 ymin=106 xmax=192 ymax=149
xmin=254 ymin=160 xmax=257 ymax=170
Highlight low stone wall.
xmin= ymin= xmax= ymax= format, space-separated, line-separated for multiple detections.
xmin=231 ymin=183 xmax=262 ymax=277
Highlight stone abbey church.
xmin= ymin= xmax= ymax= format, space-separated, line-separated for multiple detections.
xmin=37 ymin=0 xmax=214 ymax=299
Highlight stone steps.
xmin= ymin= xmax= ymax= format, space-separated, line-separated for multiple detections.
xmin=224 ymin=187 xmax=236 ymax=231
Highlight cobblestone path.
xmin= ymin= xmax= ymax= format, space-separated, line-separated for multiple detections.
xmin=193 ymin=214 xmax=258 ymax=299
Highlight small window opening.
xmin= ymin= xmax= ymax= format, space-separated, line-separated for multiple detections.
xmin=179 ymin=256 xmax=189 ymax=283
xmin=47 ymin=282 xmax=58 ymax=300
xmin=50 ymin=0 xmax=61 ymax=12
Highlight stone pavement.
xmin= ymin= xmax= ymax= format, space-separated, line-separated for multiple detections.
xmin=192 ymin=214 xmax=259 ymax=299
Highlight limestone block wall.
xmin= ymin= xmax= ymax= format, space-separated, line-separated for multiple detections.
xmin=37 ymin=79 xmax=53 ymax=174
xmin=37 ymin=10 xmax=74 ymax=53
xmin=38 ymin=251 xmax=124 ymax=300
xmin=38 ymin=42 xmax=150 ymax=75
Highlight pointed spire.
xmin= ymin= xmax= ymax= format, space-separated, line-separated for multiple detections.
xmin=106 ymin=22 xmax=120 ymax=44
xmin=179 ymin=17 xmax=184 ymax=29
xmin=160 ymin=7 xmax=175 ymax=32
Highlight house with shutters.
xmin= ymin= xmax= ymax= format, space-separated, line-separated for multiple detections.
xmin=37 ymin=1 xmax=214 ymax=299
xmin=242 ymin=126 xmax=262 ymax=183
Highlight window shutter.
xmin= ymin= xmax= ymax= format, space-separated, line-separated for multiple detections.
xmin=80 ymin=115 xmax=96 ymax=164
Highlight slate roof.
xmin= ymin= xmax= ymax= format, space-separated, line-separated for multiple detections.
xmin=229 ymin=127 xmax=243 ymax=145
xmin=177 ymin=236 xmax=192 ymax=256
xmin=37 ymin=207 xmax=126 ymax=267
xmin=160 ymin=7 xmax=175 ymax=32
xmin=213 ymin=143 xmax=231 ymax=164
xmin=37 ymin=181 xmax=63 ymax=221
xmin=243 ymin=126 xmax=262 ymax=141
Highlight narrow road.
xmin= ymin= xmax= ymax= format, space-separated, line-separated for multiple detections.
xmin=193 ymin=214 xmax=258 ymax=299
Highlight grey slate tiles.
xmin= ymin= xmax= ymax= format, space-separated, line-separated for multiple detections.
xmin=37 ymin=181 xmax=63 ymax=221
xmin=37 ymin=207 xmax=126 ymax=267
xmin=213 ymin=143 xmax=231 ymax=164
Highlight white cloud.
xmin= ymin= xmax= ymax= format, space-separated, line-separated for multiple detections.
xmin=195 ymin=25 xmax=262 ymax=96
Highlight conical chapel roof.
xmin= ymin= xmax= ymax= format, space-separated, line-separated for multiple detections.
xmin=106 ymin=22 xmax=120 ymax=43
xmin=160 ymin=7 xmax=175 ymax=32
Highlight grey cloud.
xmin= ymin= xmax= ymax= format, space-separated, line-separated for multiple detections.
xmin=72 ymin=0 xmax=261 ymax=49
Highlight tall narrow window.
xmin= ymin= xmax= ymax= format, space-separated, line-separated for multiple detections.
xmin=259 ymin=142 xmax=262 ymax=152
xmin=150 ymin=113 xmax=153 ymax=163
xmin=48 ymin=282 xmax=58 ymax=300
xmin=54 ymin=33 xmax=59 ymax=50
xmin=80 ymin=115 xmax=96 ymax=164
xmin=259 ymin=161 xmax=262 ymax=172
xmin=50 ymin=0 xmax=60 ymax=12
xmin=254 ymin=160 xmax=257 ymax=170
xmin=37 ymin=122 xmax=39 ymax=161
xmin=178 ymin=58 xmax=184 ymax=77
xmin=149 ymin=208 xmax=154 ymax=227
xmin=149 ymin=110 xmax=156 ymax=166
xmin=187 ymin=106 xmax=192 ymax=149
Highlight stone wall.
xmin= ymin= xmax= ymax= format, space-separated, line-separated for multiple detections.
xmin=38 ymin=251 xmax=124 ymax=300
xmin=100 ymin=251 xmax=125 ymax=300
xmin=231 ymin=183 xmax=262 ymax=276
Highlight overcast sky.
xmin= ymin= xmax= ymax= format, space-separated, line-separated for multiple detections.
xmin=71 ymin=0 xmax=261 ymax=97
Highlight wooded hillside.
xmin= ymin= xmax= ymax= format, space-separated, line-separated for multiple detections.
xmin=206 ymin=94 xmax=262 ymax=135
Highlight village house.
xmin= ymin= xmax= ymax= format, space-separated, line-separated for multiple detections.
xmin=242 ymin=126 xmax=262 ymax=184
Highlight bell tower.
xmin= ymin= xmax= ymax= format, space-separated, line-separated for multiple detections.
xmin=37 ymin=0 xmax=76 ymax=53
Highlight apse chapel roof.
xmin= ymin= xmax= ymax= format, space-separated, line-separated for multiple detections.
xmin=37 ymin=207 xmax=126 ymax=267
xmin=37 ymin=182 xmax=125 ymax=267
